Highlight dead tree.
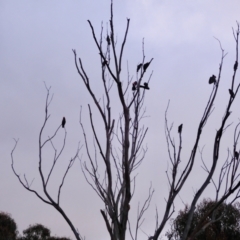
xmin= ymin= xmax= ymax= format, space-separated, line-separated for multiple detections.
xmin=12 ymin=2 xmax=153 ymax=240
xmin=149 ymin=23 xmax=240 ymax=240
xmin=11 ymin=1 xmax=240 ymax=239
xmin=11 ymin=84 xmax=82 ymax=240
xmin=72 ymin=2 xmax=153 ymax=240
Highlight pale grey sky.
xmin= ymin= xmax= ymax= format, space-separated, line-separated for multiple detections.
xmin=1 ymin=1 xmax=240 ymax=239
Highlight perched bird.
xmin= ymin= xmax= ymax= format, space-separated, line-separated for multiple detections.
xmin=229 ymin=89 xmax=234 ymax=98
xmin=209 ymin=75 xmax=216 ymax=84
xmin=143 ymin=58 xmax=153 ymax=72
xmin=106 ymin=35 xmax=111 ymax=45
xmin=137 ymin=63 xmax=142 ymax=72
xmin=178 ymin=124 xmax=183 ymax=134
xmin=132 ymin=81 xmax=137 ymax=91
xmin=140 ymin=82 xmax=150 ymax=90
xmin=235 ymin=151 xmax=239 ymax=160
xmin=144 ymin=82 xmax=149 ymax=89
xmin=102 ymin=60 xmax=108 ymax=67
xmin=234 ymin=61 xmax=238 ymax=71
xmin=62 ymin=117 xmax=66 ymax=128
xmin=226 ymin=111 xmax=232 ymax=118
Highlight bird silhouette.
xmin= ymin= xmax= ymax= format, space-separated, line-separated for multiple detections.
xmin=137 ymin=63 xmax=142 ymax=72
xmin=143 ymin=58 xmax=153 ymax=72
xmin=106 ymin=35 xmax=111 ymax=45
xmin=144 ymin=82 xmax=149 ymax=89
xmin=132 ymin=81 xmax=137 ymax=91
xmin=229 ymin=89 xmax=234 ymax=98
xmin=102 ymin=60 xmax=108 ymax=67
xmin=209 ymin=75 xmax=216 ymax=84
xmin=235 ymin=151 xmax=239 ymax=160
xmin=178 ymin=124 xmax=183 ymax=133
xmin=234 ymin=61 xmax=238 ymax=71
xmin=140 ymin=82 xmax=150 ymax=90
xmin=62 ymin=117 xmax=66 ymax=128
xmin=226 ymin=111 xmax=232 ymax=118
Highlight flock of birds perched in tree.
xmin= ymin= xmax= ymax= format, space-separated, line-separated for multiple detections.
xmin=132 ymin=58 xmax=154 ymax=91
xmin=209 ymin=61 xmax=238 ymax=99
xmin=136 ymin=59 xmax=153 ymax=73
xmin=176 ymin=61 xmax=239 ymax=138
xmin=102 ymin=36 xmax=154 ymax=91
xmin=132 ymin=81 xmax=150 ymax=91
xmin=63 ymin=38 xmax=239 ymax=157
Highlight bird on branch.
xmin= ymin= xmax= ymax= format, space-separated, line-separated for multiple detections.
xmin=140 ymin=82 xmax=150 ymax=90
xmin=106 ymin=35 xmax=111 ymax=45
xmin=226 ymin=111 xmax=232 ymax=118
xmin=132 ymin=81 xmax=137 ymax=91
xmin=229 ymin=89 xmax=234 ymax=98
xmin=143 ymin=58 xmax=154 ymax=72
xmin=102 ymin=60 xmax=108 ymax=67
xmin=208 ymin=75 xmax=216 ymax=84
xmin=234 ymin=61 xmax=238 ymax=71
xmin=137 ymin=63 xmax=142 ymax=72
xmin=62 ymin=117 xmax=66 ymax=128
xmin=178 ymin=124 xmax=183 ymax=133
xmin=235 ymin=151 xmax=239 ymax=160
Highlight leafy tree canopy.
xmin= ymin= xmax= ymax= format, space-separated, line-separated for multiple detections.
xmin=166 ymin=199 xmax=240 ymax=240
xmin=21 ymin=224 xmax=51 ymax=240
xmin=0 ymin=211 xmax=18 ymax=240
xmin=19 ymin=223 xmax=72 ymax=240
xmin=0 ymin=212 xmax=71 ymax=240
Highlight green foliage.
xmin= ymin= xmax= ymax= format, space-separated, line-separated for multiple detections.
xmin=166 ymin=199 xmax=240 ymax=240
xmin=20 ymin=224 xmax=51 ymax=240
xmin=0 ymin=212 xmax=71 ymax=240
xmin=0 ymin=211 xmax=18 ymax=240
xmin=19 ymin=224 xmax=72 ymax=240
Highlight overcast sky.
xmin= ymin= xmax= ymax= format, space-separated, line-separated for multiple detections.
xmin=1 ymin=1 xmax=240 ymax=239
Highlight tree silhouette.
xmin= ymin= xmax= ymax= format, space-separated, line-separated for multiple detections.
xmin=11 ymin=2 xmax=153 ymax=240
xmin=166 ymin=199 xmax=240 ymax=240
xmin=11 ymin=2 xmax=240 ymax=240
xmin=18 ymin=223 xmax=72 ymax=240
xmin=21 ymin=224 xmax=50 ymax=240
xmin=0 ymin=212 xmax=18 ymax=240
